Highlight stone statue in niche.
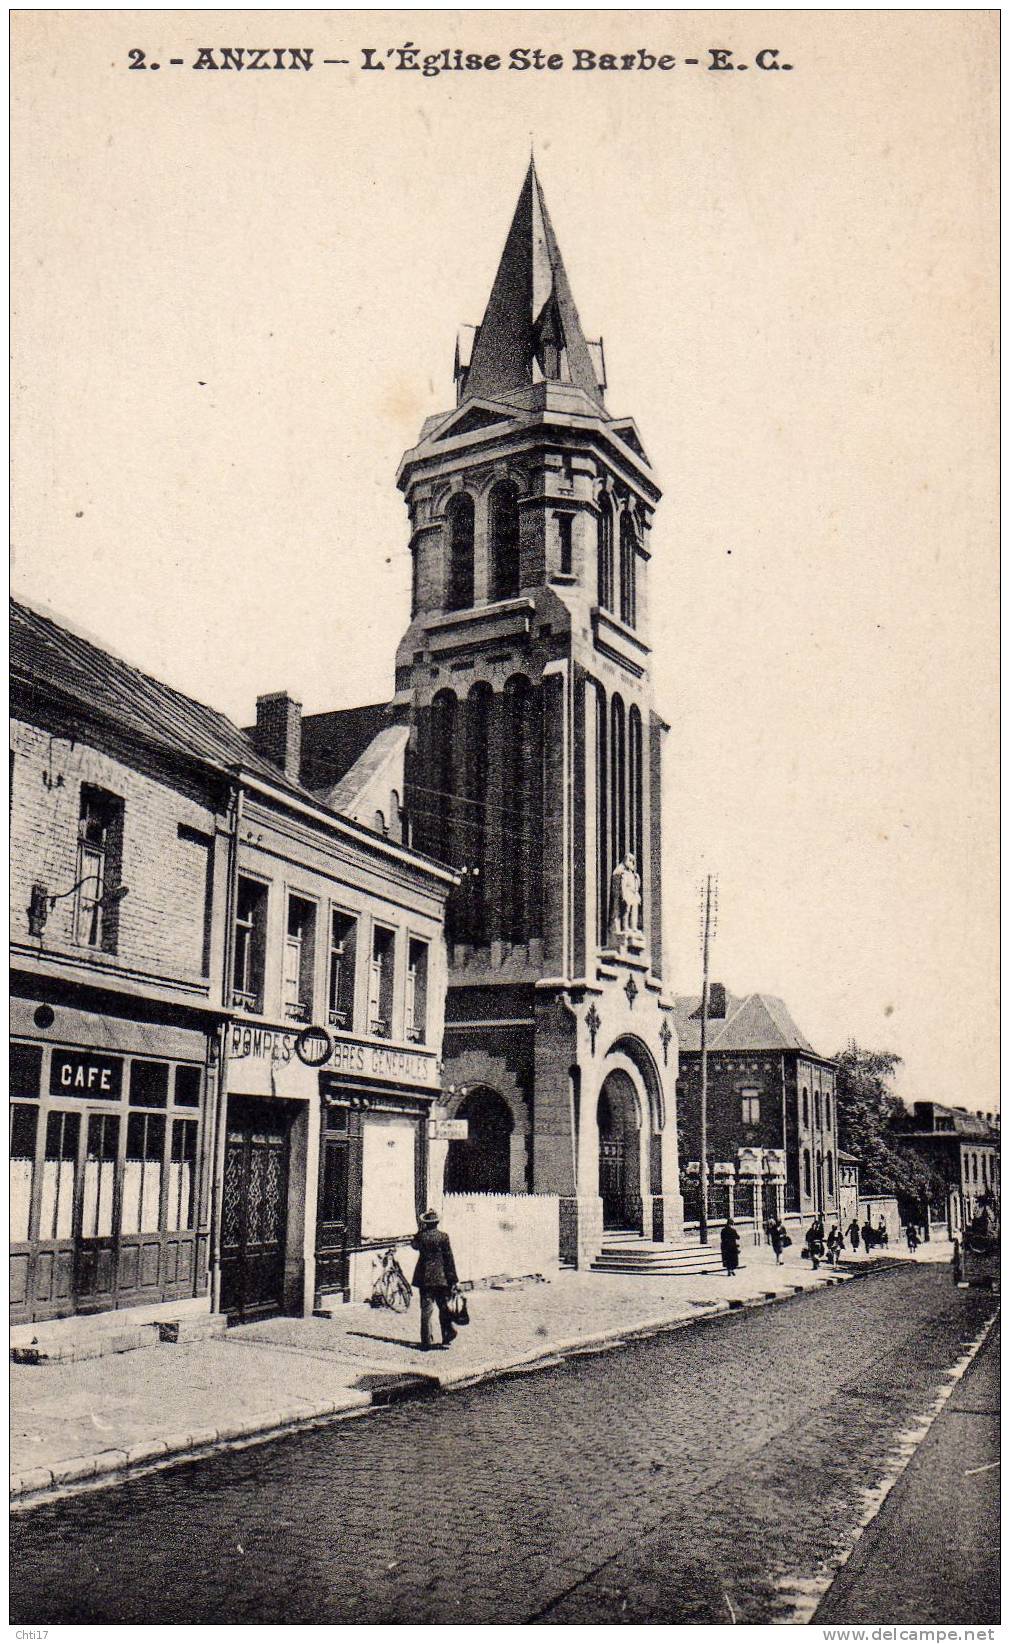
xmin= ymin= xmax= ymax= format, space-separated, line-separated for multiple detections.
xmin=608 ymin=853 xmax=644 ymax=950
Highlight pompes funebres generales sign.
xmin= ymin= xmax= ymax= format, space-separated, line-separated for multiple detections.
xmin=227 ymin=1023 xmax=438 ymax=1088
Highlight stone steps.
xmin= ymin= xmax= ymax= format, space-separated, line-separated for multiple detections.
xmin=11 ymin=1310 xmax=228 ymax=1365
xmin=591 ymin=1237 xmax=728 ymax=1278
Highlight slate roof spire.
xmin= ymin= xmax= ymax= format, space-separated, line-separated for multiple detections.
xmin=459 ymin=160 xmax=605 ymax=407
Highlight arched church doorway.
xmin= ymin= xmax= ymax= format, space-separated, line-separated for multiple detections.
xmin=597 ymin=1071 xmax=642 ymax=1230
xmin=444 ymin=1086 xmax=513 ymax=1194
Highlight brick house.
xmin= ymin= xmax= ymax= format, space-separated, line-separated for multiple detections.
xmin=252 ymin=161 xmax=685 ymax=1266
xmin=10 ymin=597 xmax=453 ymax=1328
xmin=890 ymin=1101 xmax=1000 ymax=1235
xmin=671 ymin=985 xmax=840 ymax=1227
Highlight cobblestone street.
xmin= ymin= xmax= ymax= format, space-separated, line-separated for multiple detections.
xmin=11 ymin=1268 xmax=998 ymax=1625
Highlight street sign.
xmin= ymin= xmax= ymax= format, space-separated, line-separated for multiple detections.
xmin=428 ymin=1118 xmax=468 ymax=1141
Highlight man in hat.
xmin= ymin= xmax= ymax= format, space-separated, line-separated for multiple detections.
xmin=410 ymin=1209 xmax=459 ymax=1350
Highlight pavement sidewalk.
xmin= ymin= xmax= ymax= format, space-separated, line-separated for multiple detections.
xmin=11 ymin=1242 xmax=940 ymax=1506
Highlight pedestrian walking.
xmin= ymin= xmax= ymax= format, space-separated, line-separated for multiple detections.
xmin=805 ymin=1218 xmax=825 ymax=1270
xmin=410 ymin=1209 xmax=459 ymax=1351
xmin=720 ymin=1218 xmax=741 ymax=1277
xmin=861 ymin=1216 xmax=874 ymax=1253
xmin=905 ymin=1222 xmax=920 ymax=1254
xmin=847 ymin=1217 xmax=861 ymax=1252
xmin=826 ymin=1225 xmax=843 ymax=1266
xmin=767 ymin=1217 xmax=789 ymax=1265
xmin=877 ymin=1216 xmax=889 ymax=1248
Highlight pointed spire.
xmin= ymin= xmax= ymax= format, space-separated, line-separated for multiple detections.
xmin=460 ymin=162 xmax=605 ymax=407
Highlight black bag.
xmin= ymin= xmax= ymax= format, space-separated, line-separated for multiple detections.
xmin=781 ymin=1233 xmax=793 ymax=1247
xmin=449 ymin=1288 xmax=471 ymax=1326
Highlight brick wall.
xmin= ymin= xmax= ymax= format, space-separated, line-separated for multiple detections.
xmin=11 ymin=716 xmax=226 ymax=992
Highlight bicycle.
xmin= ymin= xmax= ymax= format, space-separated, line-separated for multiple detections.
xmin=370 ymin=1246 xmax=413 ymax=1312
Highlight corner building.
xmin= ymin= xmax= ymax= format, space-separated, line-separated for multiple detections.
xmin=393 ymin=163 xmax=682 ymax=1264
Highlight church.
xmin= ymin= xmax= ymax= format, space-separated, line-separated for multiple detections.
xmin=251 ymin=162 xmax=684 ymax=1267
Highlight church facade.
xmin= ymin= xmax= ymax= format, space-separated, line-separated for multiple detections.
xmin=388 ymin=164 xmax=683 ymax=1265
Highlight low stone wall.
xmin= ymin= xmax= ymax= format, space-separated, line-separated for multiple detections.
xmin=442 ymin=1193 xmax=561 ymax=1284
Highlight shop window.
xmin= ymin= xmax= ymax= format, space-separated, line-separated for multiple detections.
xmin=129 ymin=1059 xmax=169 ymax=1108
xmin=167 ymin=1118 xmax=198 ymax=1232
xmin=368 ymin=925 xmax=395 ymax=1039
xmin=10 ymin=1104 xmax=38 ymax=1242
xmin=41 ymin=1109 xmax=79 ymax=1240
xmin=406 ymin=939 xmax=429 ymax=1044
xmin=75 ymin=786 xmax=125 ymax=951
xmin=121 ymin=1112 xmax=165 ymax=1234
xmin=741 ymin=1089 xmax=761 ymax=1125
xmin=11 ymin=1042 xmax=42 ymax=1099
xmin=283 ymin=895 xmax=316 ymax=1023
xmin=174 ymin=1065 xmax=202 ymax=1108
xmin=82 ymin=1113 xmax=119 ymax=1238
xmin=233 ymin=876 xmax=267 ymax=1011
xmin=328 ymin=911 xmax=357 ymax=1031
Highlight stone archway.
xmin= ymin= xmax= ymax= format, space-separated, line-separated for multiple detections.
xmin=445 ymin=1086 xmax=513 ymax=1194
xmin=597 ymin=1067 xmax=643 ymax=1231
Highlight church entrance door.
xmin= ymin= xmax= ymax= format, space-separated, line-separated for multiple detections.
xmin=597 ymin=1076 xmax=640 ymax=1231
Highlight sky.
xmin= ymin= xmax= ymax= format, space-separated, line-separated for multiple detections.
xmin=11 ymin=11 xmax=998 ymax=1110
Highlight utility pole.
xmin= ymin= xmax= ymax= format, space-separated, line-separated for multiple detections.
xmin=698 ymin=874 xmax=715 ymax=1246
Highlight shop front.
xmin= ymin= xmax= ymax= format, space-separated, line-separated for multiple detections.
xmin=223 ymin=1020 xmax=441 ymax=1316
xmin=9 ymin=995 xmax=213 ymax=1326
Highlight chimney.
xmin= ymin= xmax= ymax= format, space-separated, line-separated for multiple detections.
xmin=708 ymin=982 xmax=727 ymax=1019
xmin=254 ymin=692 xmax=302 ymax=783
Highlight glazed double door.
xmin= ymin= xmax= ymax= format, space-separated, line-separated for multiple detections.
xmin=220 ymin=1098 xmax=291 ymax=1323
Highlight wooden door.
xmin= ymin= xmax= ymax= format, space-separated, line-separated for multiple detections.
xmin=315 ymin=1106 xmax=349 ymax=1302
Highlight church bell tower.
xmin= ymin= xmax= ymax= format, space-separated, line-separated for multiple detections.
xmin=395 ymin=162 xmax=683 ymax=1263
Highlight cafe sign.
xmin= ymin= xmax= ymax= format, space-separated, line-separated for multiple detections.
xmin=227 ymin=1023 xmax=438 ymax=1091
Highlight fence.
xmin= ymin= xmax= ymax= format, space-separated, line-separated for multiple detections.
xmin=441 ymin=1193 xmax=560 ymax=1284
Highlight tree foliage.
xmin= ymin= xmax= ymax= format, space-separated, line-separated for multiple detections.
xmin=833 ymin=1045 xmax=946 ymax=1208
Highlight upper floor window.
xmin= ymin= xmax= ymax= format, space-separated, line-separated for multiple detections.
xmin=597 ymin=495 xmax=614 ymax=611
xmin=406 ymin=939 xmax=429 ymax=1044
xmin=814 ymin=1091 xmax=822 ymax=1130
xmin=446 ymin=493 xmax=475 ymax=612
xmin=76 ymin=786 xmax=124 ymax=951
xmin=741 ymin=1088 xmax=760 ymax=1125
xmin=283 ymin=896 xmax=316 ymax=1023
xmin=233 ymin=876 xmax=267 ymax=1012
xmin=825 ymin=1093 xmax=832 ymax=1130
xmin=328 ymin=911 xmax=357 ymax=1031
xmin=803 ymin=1148 xmax=812 ymax=1198
xmin=801 ymin=1087 xmax=809 ymax=1128
xmin=619 ymin=510 xmax=637 ymax=628
xmin=490 ymin=481 xmax=520 ymax=601
xmin=368 ymin=925 xmax=395 ymax=1039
